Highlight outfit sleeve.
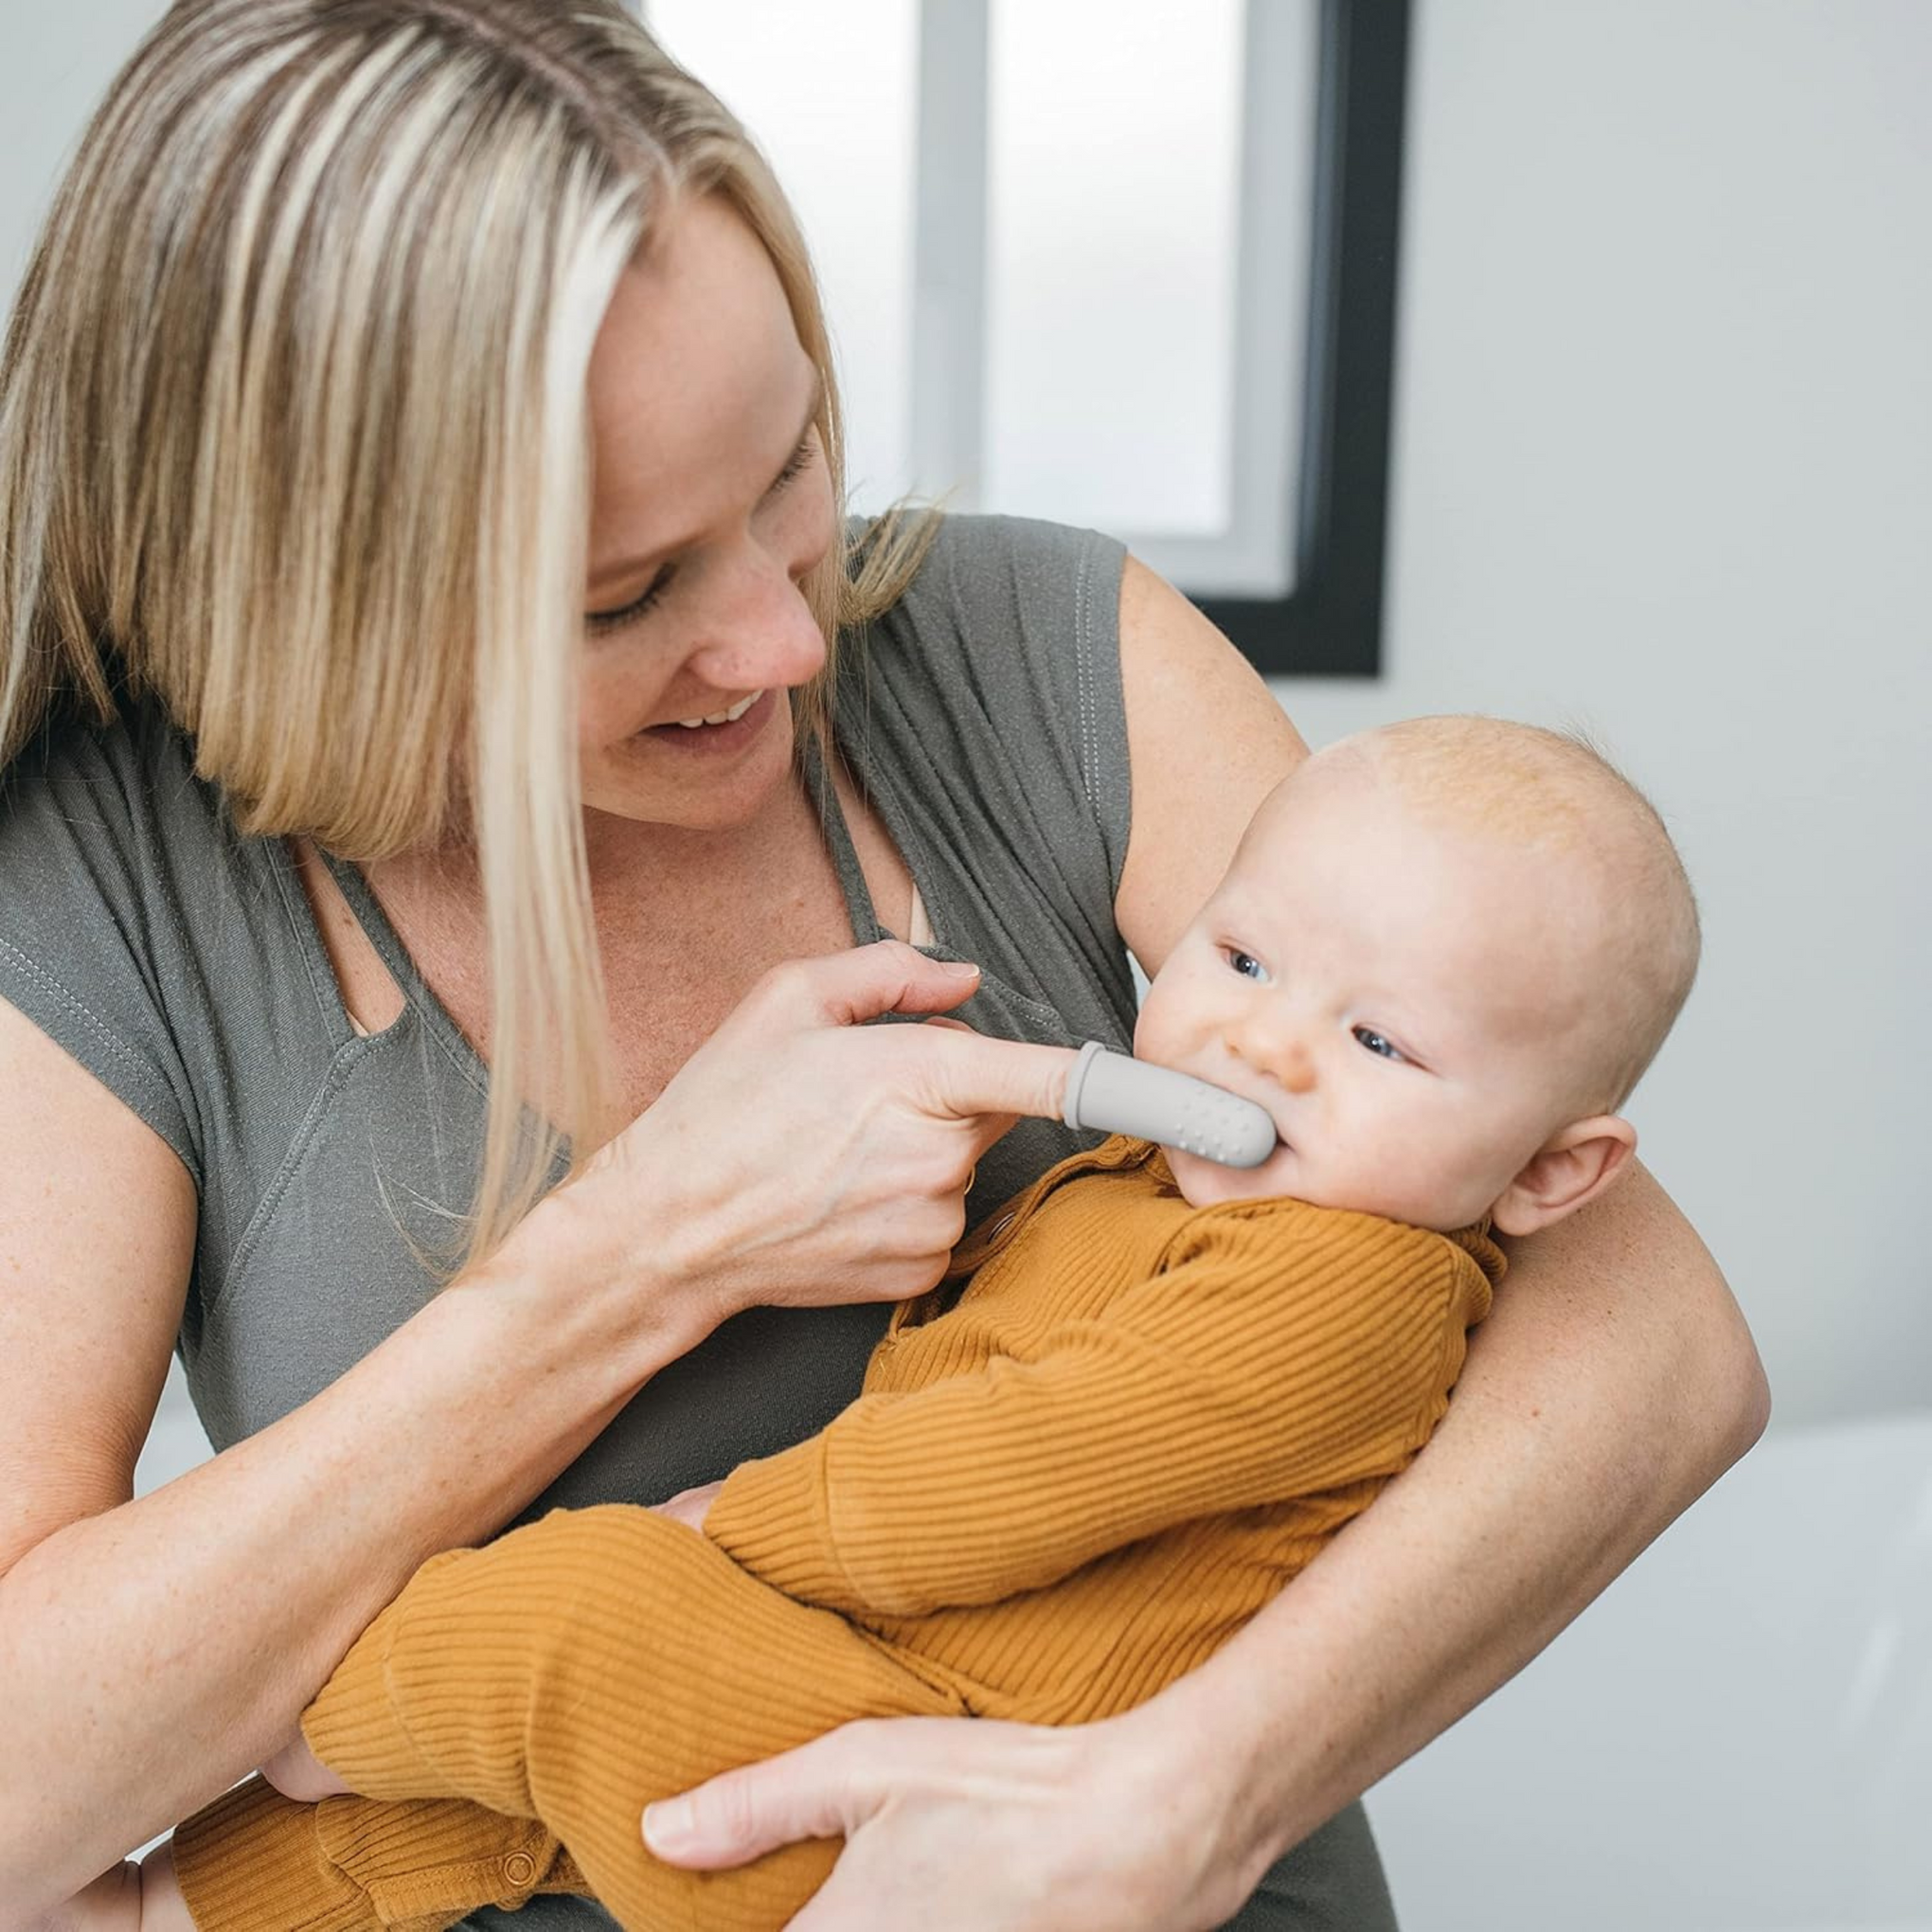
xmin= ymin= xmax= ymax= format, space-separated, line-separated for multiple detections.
xmin=0 ymin=711 xmax=210 ymax=1183
xmin=846 ymin=514 xmax=1140 ymax=1047
xmin=707 ymin=1207 xmax=1489 ymax=1619
xmin=170 ymin=1777 xmax=583 ymax=1932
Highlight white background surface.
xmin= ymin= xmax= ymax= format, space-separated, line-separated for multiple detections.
xmin=5 ymin=2 xmax=1929 ymax=1922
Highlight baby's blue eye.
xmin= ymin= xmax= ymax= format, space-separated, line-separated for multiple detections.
xmin=1353 ymin=1026 xmax=1404 ymax=1063
xmin=1225 ymin=949 xmax=1266 ymax=981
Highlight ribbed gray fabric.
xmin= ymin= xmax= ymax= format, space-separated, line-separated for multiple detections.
xmin=0 ymin=513 xmax=1391 ymax=1932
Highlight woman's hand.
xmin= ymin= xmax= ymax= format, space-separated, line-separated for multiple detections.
xmin=641 ymin=1706 xmax=1263 ymax=1932
xmin=532 ymin=942 xmax=1075 ymax=1352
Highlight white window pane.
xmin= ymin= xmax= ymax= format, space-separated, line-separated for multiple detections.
xmin=984 ymin=0 xmax=1244 ymax=536
xmin=645 ymin=1 xmax=920 ymax=510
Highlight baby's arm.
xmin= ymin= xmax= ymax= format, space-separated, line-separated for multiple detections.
xmin=707 ymin=1208 xmax=1487 ymax=1618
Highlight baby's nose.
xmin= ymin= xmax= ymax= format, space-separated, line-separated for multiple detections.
xmin=1275 ymin=1039 xmax=1317 ymax=1095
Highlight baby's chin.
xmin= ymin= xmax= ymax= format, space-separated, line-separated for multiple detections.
xmin=1163 ymin=1140 xmax=1296 ymax=1211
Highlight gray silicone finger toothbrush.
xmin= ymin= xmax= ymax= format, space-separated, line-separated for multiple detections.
xmin=1061 ymin=1041 xmax=1278 ymax=1169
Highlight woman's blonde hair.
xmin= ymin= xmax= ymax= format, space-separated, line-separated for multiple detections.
xmin=0 ymin=0 xmax=934 ymax=1268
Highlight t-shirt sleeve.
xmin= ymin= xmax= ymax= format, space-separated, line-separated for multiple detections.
xmin=847 ymin=513 xmax=1136 ymax=1028
xmin=901 ymin=512 xmax=1133 ymax=897
xmin=0 ymin=707 xmax=208 ymax=1186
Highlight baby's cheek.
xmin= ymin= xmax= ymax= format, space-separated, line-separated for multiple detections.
xmin=1129 ymin=999 xmax=1170 ymax=1064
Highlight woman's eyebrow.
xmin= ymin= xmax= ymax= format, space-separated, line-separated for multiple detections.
xmin=588 ymin=371 xmax=825 ymax=596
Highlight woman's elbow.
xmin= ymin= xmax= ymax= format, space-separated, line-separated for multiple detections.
xmin=1685 ymin=1257 xmax=1772 ymax=1476
xmin=1718 ymin=1316 xmax=1773 ymax=1462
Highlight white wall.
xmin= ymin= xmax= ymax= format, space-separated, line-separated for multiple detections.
xmin=1282 ymin=0 xmax=1932 ymax=1428
xmin=0 ymin=2 xmax=168 ymax=295
xmin=1368 ymin=1412 xmax=1932 ymax=1930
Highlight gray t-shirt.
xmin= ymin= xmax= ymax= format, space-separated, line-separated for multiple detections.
xmin=0 ymin=514 xmax=1393 ymax=1930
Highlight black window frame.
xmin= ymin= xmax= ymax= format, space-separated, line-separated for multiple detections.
xmin=1190 ymin=0 xmax=1410 ymax=679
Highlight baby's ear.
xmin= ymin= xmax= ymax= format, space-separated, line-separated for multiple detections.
xmin=1489 ymin=1117 xmax=1637 ymax=1237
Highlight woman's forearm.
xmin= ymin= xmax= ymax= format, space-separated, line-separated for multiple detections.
xmin=0 ymin=1203 xmax=694 ymax=1916
xmin=1137 ymin=1161 xmax=1769 ymax=1874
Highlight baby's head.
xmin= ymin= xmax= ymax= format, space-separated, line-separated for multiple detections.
xmin=1134 ymin=716 xmax=1700 ymax=1233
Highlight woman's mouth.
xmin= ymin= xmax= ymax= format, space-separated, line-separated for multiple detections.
xmin=639 ymin=688 xmax=773 ymax=752
xmin=672 ymin=690 xmax=762 ymax=729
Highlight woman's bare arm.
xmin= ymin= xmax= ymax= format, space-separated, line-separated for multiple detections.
xmin=1110 ymin=556 xmax=1309 ymax=975
xmin=1141 ymin=1155 xmax=1768 ymax=1891
xmin=0 ymin=939 xmax=1082 ymax=1918
xmin=1110 ymin=556 xmax=1768 ymax=1868
xmin=0 ymin=997 xmax=687 ymax=1914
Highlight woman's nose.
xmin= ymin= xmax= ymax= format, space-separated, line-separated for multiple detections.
xmin=686 ymin=555 xmax=827 ymax=692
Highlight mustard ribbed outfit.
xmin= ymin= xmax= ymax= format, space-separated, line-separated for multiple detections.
xmin=171 ymin=1137 xmax=1500 ymax=1932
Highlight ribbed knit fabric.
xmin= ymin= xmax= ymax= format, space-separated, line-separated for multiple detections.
xmin=168 ymin=1138 xmax=1499 ymax=1931
xmin=170 ymin=1777 xmax=584 ymax=1931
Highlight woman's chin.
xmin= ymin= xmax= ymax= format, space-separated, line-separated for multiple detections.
xmin=582 ymin=694 xmax=796 ymax=830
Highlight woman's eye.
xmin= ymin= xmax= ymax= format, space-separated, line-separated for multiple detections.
xmin=1225 ymin=949 xmax=1267 ymax=981
xmin=585 ymin=566 xmax=674 ymax=636
xmin=1352 ymin=1026 xmax=1405 ymax=1063
xmin=768 ymin=435 xmax=816 ymax=496
xmin=583 ymin=437 xmax=814 ymax=638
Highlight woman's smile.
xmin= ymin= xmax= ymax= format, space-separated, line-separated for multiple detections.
xmin=625 ymin=684 xmax=784 ymax=764
xmin=636 ymin=686 xmax=775 ymax=753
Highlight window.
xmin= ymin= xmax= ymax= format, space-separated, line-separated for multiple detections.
xmin=642 ymin=0 xmax=1409 ymax=675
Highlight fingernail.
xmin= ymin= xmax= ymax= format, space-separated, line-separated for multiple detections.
xmin=643 ymin=1798 xmax=692 ymax=1852
xmin=938 ymin=959 xmax=979 ymax=978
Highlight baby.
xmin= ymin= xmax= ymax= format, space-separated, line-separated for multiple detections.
xmin=79 ymin=714 xmax=1699 ymax=1932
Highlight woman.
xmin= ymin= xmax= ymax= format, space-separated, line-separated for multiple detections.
xmin=0 ymin=5 xmax=1765 ymax=1928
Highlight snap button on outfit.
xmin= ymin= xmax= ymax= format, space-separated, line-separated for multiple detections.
xmin=503 ymin=1852 xmax=538 ymax=1887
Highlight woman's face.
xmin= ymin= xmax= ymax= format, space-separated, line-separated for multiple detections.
xmin=578 ymin=193 xmax=836 ymax=832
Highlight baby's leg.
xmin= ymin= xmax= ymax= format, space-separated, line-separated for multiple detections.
xmin=170 ymin=1778 xmax=579 ymax=1932
xmin=303 ymin=1506 xmax=964 ymax=1930
xmin=170 ymin=1777 xmax=580 ymax=1932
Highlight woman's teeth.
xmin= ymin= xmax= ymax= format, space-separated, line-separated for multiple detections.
xmin=673 ymin=690 xmax=762 ymax=729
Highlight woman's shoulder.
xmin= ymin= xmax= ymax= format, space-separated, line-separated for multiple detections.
xmin=842 ymin=513 xmax=1131 ymax=846
xmin=0 ymin=689 xmax=247 ymax=940
xmin=832 ymin=512 xmax=1137 ymax=1035
xmin=848 ymin=511 xmax=1129 ymax=760
xmin=866 ymin=511 xmax=1127 ymax=641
